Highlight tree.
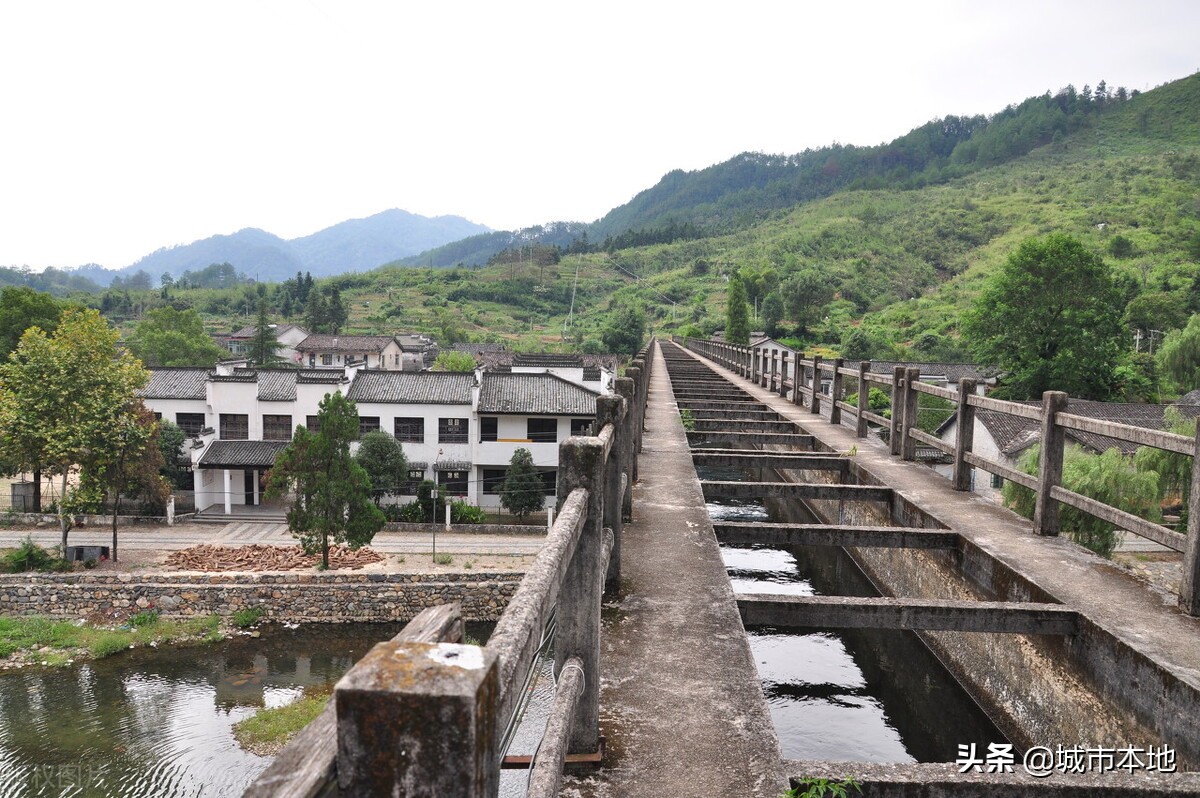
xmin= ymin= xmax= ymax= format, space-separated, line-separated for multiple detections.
xmin=248 ymin=300 xmax=283 ymax=367
xmin=1158 ymin=314 xmax=1200 ymax=392
xmin=84 ymin=402 xmax=169 ymax=563
xmin=1135 ymin=407 xmax=1195 ymax=520
xmin=0 ymin=308 xmax=149 ymax=551
xmin=355 ymin=430 xmax=408 ymax=506
xmin=126 ymin=307 xmax=226 ymax=367
xmin=157 ymin=420 xmax=192 ymax=489
xmin=1124 ymin=291 xmax=1187 ymax=338
xmin=265 ymin=392 xmax=384 ymax=569
xmin=962 ymin=234 xmax=1123 ymax=400
xmin=304 ymin=290 xmax=329 ymax=333
xmin=0 ymin=287 xmax=66 ymax=357
xmin=780 ymin=268 xmax=835 ymax=335
xmin=500 ymin=448 xmax=545 ymax=519
xmin=761 ymin=292 xmax=784 ymax=338
xmin=433 ymin=351 xmax=477 ymax=372
xmin=725 ymin=275 xmax=750 ymax=344
xmin=840 ymin=327 xmax=873 ymax=360
xmin=600 ymin=302 xmax=646 ymax=355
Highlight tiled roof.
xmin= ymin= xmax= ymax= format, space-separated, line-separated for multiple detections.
xmin=478 ymin=372 xmax=599 ymax=415
xmin=942 ymin=400 xmax=1200 ymax=457
xmin=395 ymin=334 xmax=437 ymax=352
xmin=198 ymin=440 xmax=291 ymax=468
xmin=256 ymin=370 xmax=298 ymax=402
xmin=298 ymin=370 xmax=346 ymax=384
xmin=346 ymin=371 xmax=475 ymax=404
xmin=1176 ymin=389 xmax=1200 ymax=406
xmin=451 ymin=343 xmax=507 ymax=354
xmin=297 ymin=334 xmax=396 ymax=353
xmin=513 ymin=353 xmax=583 ymax=367
xmin=139 ymin=368 xmax=209 ymax=400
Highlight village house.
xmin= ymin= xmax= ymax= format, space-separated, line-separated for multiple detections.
xmin=138 ymin=359 xmax=609 ymax=517
xmin=220 ymin=323 xmax=310 ymax=362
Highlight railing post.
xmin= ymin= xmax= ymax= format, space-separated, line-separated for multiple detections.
xmin=614 ymin=377 xmax=635 ymax=524
xmin=769 ymin=349 xmax=778 ymax=393
xmin=1181 ymin=426 xmax=1200 ymax=615
xmin=625 ymin=365 xmax=643 ymax=483
xmin=597 ymin=393 xmax=626 ymax=591
xmin=809 ymin=355 xmax=822 ymax=414
xmin=779 ymin=351 xmax=790 ymax=398
xmin=751 ymin=346 xmax=760 ymax=385
xmin=889 ymin=366 xmax=904 ymax=456
xmin=335 ymin=641 xmax=499 ymax=797
xmin=793 ymin=355 xmax=806 ymax=407
xmin=953 ymin=378 xmax=977 ymax=491
xmin=556 ymin=437 xmax=605 ymax=754
xmin=901 ymin=367 xmax=920 ymax=461
xmin=760 ymin=348 xmax=770 ymax=388
xmin=742 ymin=346 xmax=750 ymax=378
xmin=856 ymin=361 xmax=870 ymax=438
xmin=829 ymin=358 xmax=844 ymax=426
xmin=1034 ymin=391 xmax=1069 ymax=536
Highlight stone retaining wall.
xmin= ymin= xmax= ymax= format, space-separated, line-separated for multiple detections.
xmin=383 ymin=521 xmax=547 ymax=536
xmin=0 ymin=571 xmax=522 ymax=623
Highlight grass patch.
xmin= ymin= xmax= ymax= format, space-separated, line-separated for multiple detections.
xmin=0 ymin=614 xmax=226 ymax=667
xmin=233 ymin=691 xmax=330 ymax=755
xmin=232 ymin=606 xmax=265 ymax=629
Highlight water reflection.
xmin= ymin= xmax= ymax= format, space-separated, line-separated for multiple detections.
xmin=0 ymin=622 xmax=490 ymax=797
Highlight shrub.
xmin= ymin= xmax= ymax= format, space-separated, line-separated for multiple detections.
xmin=433 ymin=553 xmax=453 ymax=565
xmin=450 ymin=501 xmax=487 ymax=524
xmin=1 ymin=537 xmax=70 ymax=573
xmin=397 ymin=501 xmax=427 ymax=522
xmin=130 ymin=610 xmax=160 ymax=628
xmin=232 ymin=606 xmax=265 ymax=629
xmin=680 ymin=408 xmax=696 ymax=431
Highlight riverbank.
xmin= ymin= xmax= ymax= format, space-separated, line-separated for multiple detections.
xmin=0 ymin=611 xmax=225 ymax=669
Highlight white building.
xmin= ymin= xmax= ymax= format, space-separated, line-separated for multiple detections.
xmin=139 ymin=362 xmax=607 ymax=516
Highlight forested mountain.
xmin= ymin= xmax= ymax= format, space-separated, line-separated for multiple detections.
xmin=395 ymin=222 xmax=588 ymax=268
xmin=83 ymin=209 xmax=490 ymax=286
xmin=588 ymin=78 xmax=1182 ymax=241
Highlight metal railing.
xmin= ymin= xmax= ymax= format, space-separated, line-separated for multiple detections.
xmin=243 ymin=338 xmax=654 ymax=797
xmin=678 ymin=336 xmax=1200 ymax=617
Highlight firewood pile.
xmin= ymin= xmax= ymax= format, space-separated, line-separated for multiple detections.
xmin=164 ymin=544 xmax=384 ymax=572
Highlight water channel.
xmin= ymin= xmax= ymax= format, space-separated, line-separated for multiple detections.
xmin=702 ymin=463 xmax=1006 ymax=763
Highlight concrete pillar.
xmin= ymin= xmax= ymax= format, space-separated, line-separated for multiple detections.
xmin=335 ymin=640 xmax=499 ymax=797
xmin=1034 ymin=391 xmax=1069 ymax=536
xmin=1180 ymin=426 xmax=1200 ymax=616
xmin=830 ymin=358 xmax=845 ymax=426
xmin=614 ymin=377 xmax=636 ymax=523
xmin=445 ymin=499 xmax=452 ymax=531
xmin=793 ymin=355 xmax=805 ymax=407
xmin=252 ymin=469 xmax=260 ymax=506
xmin=779 ymin=351 xmax=790 ymax=398
xmin=901 ymin=367 xmax=920 ymax=461
xmin=769 ymin=350 xmax=778 ymax=393
xmin=625 ymin=366 xmax=643 ymax=481
xmin=856 ymin=361 xmax=871 ymax=438
xmin=557 ymin=438 xmax=605 ymax=753
xmin=809 ymin=355 xmax=822 ymax=415
xmin=223 ymin=469 xmax=232 ymax=515
xmin=953 ymin=378 xmax=977 ymax=491
xmin=889 ymin=367 xmax=904 ymax=456
xmin=597 ymin=393 xmax=627 ymax=590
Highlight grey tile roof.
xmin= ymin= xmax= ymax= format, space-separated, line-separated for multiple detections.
xmin=513 ymin=353 xmax=583 ymax=367
xmin=256 ymin=370 xmax=298 ymax=402
xmin=297 ymin=334 xmax=396 ymax=353
xmin=395 ymin=334 xmax=437 ymax=352
xmin=1175 ymin=389 xmax=1200 ymax=406
xmin=198 ymin=440 xmax=291 ymax=468
xmin=346 ymin=371 xmax=475 ymax=404
xmin=139 ymin=368 xmax=209 ymax=400
xmin=478 ymin=372 xmax=599 ymax=415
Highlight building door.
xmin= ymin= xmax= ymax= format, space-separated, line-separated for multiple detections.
xmin=244 ymin=470 xmax=256 ymax=505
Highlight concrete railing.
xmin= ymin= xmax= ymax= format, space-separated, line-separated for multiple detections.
xmin=677 ymin=336 xmax=1200 ymax=618
xmin=243 ymin=339 xmax=654 ymax=798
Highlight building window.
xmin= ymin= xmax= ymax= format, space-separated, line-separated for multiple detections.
xmin=990 ymin=473 xmax=1004 ymax=490
xmin=482 ymin=468 xmax=506 ymax=494
xmin=321 ymin=353 xmax=333 ymax=366
xmin=152 ymin=412 xmax=162 ymax=421
xmin=177 ymin=412 xmax=206 ymax=436
xmin=439 ymin=417 xmax=469 ymax=444
xmin=480 ymin=416 xmax=498 ymax=442
xmin=394 ymin=353 xmax=400 ymax=367
xmin=358 ymin=416 xmax=381 ymax=438
xmin=540 ymin=470 xmax=557 ymax=496
xmin=394 ymin=417 xmax=424 ymax=443
xmin=263 ymin=415 xmax=293 ymax=441
xmin=527 ymin=418 xmax=557 ymax=443
xmin=220 ymin=414 xmax=249 ymax=440
xmin=570 ymin=418 xmax=593 ymax=437
xmin=403 ymin=468 xmax=426 ymax=495
xmin=437 ymin=469 xmax=468 ymax=496
xmin=305 ymin=415 xmax=321 ymax=433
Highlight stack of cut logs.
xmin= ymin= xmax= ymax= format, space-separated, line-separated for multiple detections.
xmin=164 ymin=544 xmax=384 ymax=572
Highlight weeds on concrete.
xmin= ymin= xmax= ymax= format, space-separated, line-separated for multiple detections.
xmin=784 ymin=777 xmax=862 ymax=798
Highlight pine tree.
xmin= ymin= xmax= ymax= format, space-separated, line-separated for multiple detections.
xmin=726 ymin=274 xmax=750 ymax=344
xmin=501 ymin=448 xmax=545 ymax=519
xmin=249 ymin=300 xmax=282 ymax=366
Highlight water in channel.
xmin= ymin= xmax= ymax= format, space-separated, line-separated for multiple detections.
xmin=0 ymin=621 xmax=497 ymax=797
xmin=702 ymin=463 xmax=1005 ymax=764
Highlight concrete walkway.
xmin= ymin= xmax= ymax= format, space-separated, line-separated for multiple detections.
xmin=564 ymin=344 xmax=785 ymax=797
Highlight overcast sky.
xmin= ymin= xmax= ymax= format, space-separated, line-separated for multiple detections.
xmin=2 ymin=1 xmax=1198 ymax=270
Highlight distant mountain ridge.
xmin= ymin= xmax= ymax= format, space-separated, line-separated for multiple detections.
xmin=95 ymin=209 xmax=490 ymax=285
